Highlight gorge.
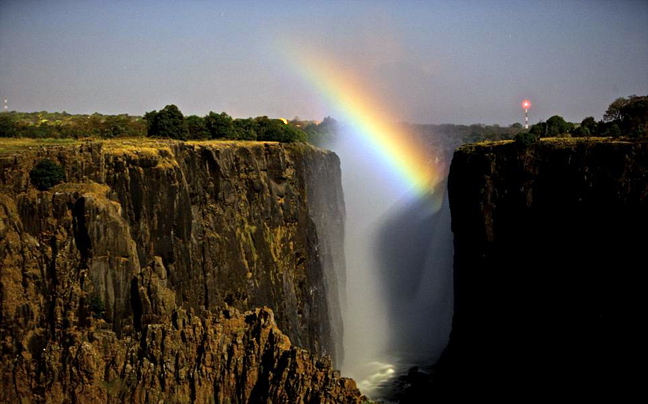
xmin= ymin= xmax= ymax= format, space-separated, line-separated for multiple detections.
xmin=1 ymin=137 xmax=645 ymax=403
xmin=393 ymin=138 xmax=647 ymax=401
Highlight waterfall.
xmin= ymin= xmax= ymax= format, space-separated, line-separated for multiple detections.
xmin=328 ymin=127 xmax=455 ymax=398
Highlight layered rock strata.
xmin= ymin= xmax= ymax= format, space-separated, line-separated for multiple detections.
xmin=0 ymin=140 xmax=355 ymax=403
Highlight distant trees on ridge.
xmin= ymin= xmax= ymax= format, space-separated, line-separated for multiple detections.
xmin=143 ymin=105 xmax=306 ymax=142
xmin=524 ymin=95 xmax=647 ymax=141
xmin=0 ymin=95 xmax=645 ymax=143
xmin=0 ymin=105 xmax=308 ymax=143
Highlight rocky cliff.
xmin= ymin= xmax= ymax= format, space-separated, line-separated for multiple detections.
xmin=439 ymin=138 xmax=647 ymax=400
xmin=0 ymin=140 xmax=358 ymax=403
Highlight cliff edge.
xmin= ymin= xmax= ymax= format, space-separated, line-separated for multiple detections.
xmin=0 ymin=139 xmax=357 ymax=403
xmin=441 ymin=138 xmax=647 ymax=399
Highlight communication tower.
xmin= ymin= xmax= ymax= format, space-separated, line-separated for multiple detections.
xmin=522 ymin=100 xmax=531 ymax=129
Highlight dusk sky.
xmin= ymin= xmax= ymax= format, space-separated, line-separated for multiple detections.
xmin=1 ymin=0 xmax=647 ymax=125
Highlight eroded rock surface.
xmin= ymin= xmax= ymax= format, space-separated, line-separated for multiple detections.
xmin=0 ymin=140 xmax=357 ymax=403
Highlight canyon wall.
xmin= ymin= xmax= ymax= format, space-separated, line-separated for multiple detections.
xmin=0 ymin=140 xmax=357 ymax=403
xmin=440 ymin=139 xmax=647 ymax=400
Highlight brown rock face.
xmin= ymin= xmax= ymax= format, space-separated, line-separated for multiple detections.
xmin=439 ymin=139 xmax=647 ymax=400
xmin=0 ymin=140 xmax=357 ymax=403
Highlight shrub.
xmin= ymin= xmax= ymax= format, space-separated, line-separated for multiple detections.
xmin=0 ymin=115 xmax=18 ymax=137
xmin=89 ymin=294 xmax=106 ymax=319
xmin=514 ymin=132 xmax=538 ymax=147
xmin=572 ymin=126 xmax=591 ymax=138
xmin=29 ymin=159 xmax=66 ymax=190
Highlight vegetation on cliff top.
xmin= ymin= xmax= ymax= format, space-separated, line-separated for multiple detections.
xmin=0 ymin=110 xmax=146 ymax=139
xmin=0 ymin=104 xmax=308 ymax=143
xmin=522 ymin=95 xmax=648 ymax=143
xmin=1 ymin=95 xmax=644 ymax=146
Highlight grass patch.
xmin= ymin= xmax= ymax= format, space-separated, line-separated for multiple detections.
xmin=51 ymin=181 xmax=110 ymax=195
xmin=0 ymin=138 xmax=79 ymax=154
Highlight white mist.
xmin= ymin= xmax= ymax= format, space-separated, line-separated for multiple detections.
xmin=327 ymin=126 xmax=454 ymax=399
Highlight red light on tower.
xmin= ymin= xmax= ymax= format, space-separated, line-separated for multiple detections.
xmin=521 ymin=100 xmax=531 ymax=128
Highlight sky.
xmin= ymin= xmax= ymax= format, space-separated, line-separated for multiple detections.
xmin=1 ymin=0 xmax=647 ymax=125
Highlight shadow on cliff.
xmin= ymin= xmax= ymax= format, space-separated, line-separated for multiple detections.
xmin=374 ymin=181 xmax=454 ymax=363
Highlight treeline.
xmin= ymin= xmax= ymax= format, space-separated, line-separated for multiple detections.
xmin=2 ymin=95 xmax=644 ymax=144
xmin=0 ymin=111 xmax=145 ymax=138
xmin=525 ymin=95 xmax=647 ymax=140
xmin=442 ymin=122 xmax=524 ymax=143
xmin=292 ymin=116 xmax=340 ymax=147
xmin=144 ymin=105 xmax=306 ymax=142
xmin=0 ymin=105 xmax=308 ymax=143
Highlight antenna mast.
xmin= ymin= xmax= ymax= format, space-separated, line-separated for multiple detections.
xmin=522 ymin=100 xmax=531 ymax=129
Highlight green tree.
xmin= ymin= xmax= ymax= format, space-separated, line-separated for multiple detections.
xmin=146 ymin=105 xmax=189 ymax=140
xmin=600 ymin=122 xmax=622 ymax=138
xmin=252 ymin=116 xmax=306 ymax=142
xmin=510 ymin=122 xmax=523 ymax=129
xmin=205 ymin=112 xmax=235 ymax=139
xmin=186 ymin=115 xmax=209 ymax=139
xmin=529 ymin=122 xmax=547 ymax=137
xmin=572 ymin=126 xmax=591 ymax=138
xmin=82 ymin=113 xmax=105 ymax=137
xmin=580 ymin=117 xmax=598 ymax=135
xmin=281 ymin=124 xmax=307 ymax=142
xmin=233 ymin=118 xmax=258 ymax=140
xmin=102 ymin=115 xmax=126 ymax=138
xmin=546 ymin=115 xmax=571 ymax=137
xmin=36 ymin=122 xmax=58 ymax=138
xmin=30 ymin=159 xmax=66 ymax=190
xmin=254 ymin=116 xmax=279 ymax=141
xmin=603 ymin=97 xmax=631 ymax=122
xmin=619 ymin=97 xmax=648 ymax=138
xmin=143 ymin=110 xmax=157 ymax=133
xmin=0 ymin=115 xmax=18 ymax=137
xmin=597 ymin=95 xmax=647 ymax=138
xmin=514 ymin=132 xmax=538 ymax=146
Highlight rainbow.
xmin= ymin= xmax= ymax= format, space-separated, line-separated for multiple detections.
xmin=283 ymin=48 xmax=441 ymax=197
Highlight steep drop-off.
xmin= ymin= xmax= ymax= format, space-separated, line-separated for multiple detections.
xmin=0 ymin=140 xmax=357 ymax=403
xmin=440 ymin=138 xmax=647 ymax=399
